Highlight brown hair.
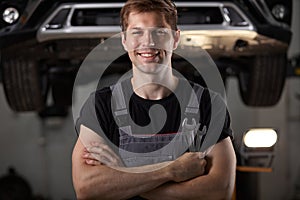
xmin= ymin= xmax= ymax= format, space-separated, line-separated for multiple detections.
xmin=120 ymin=0 xmax=178 ymax=31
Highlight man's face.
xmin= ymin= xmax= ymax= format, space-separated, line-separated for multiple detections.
xmin=122 ymin=11 xmax=179 ymax=74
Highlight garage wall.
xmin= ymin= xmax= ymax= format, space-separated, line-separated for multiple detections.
xmin=0 ymin=90 xmax=77 ymax=199
xmin=228 ymin=0 xmax=300 ymax=198
xmin=226 ymin=77 xmax=300 ymax=200
xmin=260 ymin=0 xmax=300 ymax=198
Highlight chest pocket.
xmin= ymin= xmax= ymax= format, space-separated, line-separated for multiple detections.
xmin=110 ymin=80 xmax=205 ymax=167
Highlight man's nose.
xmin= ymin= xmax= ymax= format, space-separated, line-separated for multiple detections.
xmin=141 ymin=30 xmax=155 ymax=47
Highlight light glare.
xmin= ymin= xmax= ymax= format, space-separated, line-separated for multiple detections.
xmin=272 ymin=4 xmax=286 ymax=20
xmin=3 ymin=7 xmax=19 ymax=24
xmin=244 ymin=128 xmax=277 ymax=148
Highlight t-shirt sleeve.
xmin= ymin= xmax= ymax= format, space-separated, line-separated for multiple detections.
xmin=200 ymin=88 xmax=233 ymax=145
xmin=218 ymin=109 xmax=233 ymax=141
xmin=75 ymin=92 xmax=102 ymax=136
xmin=75 ymin=87 xmax=115 ymax=143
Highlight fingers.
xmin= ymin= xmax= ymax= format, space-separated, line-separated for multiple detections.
xmin=85 ymin=159 xmax=102 ymax=166
xmin=87 ymin=142 xmax=117 ymax=159
xmin=86 ymin=146 xmax=113 ymax=162
xmin=85 ymin=153 xmax=118 ymax=166
xmin=170 ymin=152 xmax=208 ymax=182
xmin=180 ymin=152 xmax=206 ymax=160
xmin=84 ymin=150 xmax=120 ymax=167
xmin=184 ymin=151 xmax=206 ymax=159
xmin=198 ymin=152 xmax=205 ymax=159
xmin=83 ymin=142 xmax=124 ymax=167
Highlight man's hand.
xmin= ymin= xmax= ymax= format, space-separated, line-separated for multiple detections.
xmin=165 ymin=152 xmax=207 ymax=182
xmin=83 ymin=141 xmax=124 ymax=167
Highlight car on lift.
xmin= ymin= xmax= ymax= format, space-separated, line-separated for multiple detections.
xmin=0 ymin=0 xmax=293 ymax=116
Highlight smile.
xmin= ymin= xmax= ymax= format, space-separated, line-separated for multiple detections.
xmin=138 ymin=53 xmax=158 ymax=57
xmin=137 ymin=51 xmax=160 ymax=58
xmin=137 ymin=50 xmax=159 ymax=58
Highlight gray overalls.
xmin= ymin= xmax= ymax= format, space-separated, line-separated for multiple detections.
xmin=110 ymin=79 xmax=207 ymax=167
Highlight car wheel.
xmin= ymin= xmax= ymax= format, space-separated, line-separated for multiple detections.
xmin=1 ymin=59 xmax=44 ymax=111
xmin=238 ymin=54 xmax=287 ymax=106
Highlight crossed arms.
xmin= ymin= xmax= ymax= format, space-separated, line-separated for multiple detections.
xmin=72 ymin=125 xmax=236 ymax=200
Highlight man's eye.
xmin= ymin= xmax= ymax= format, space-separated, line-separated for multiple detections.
xmin=155 ymin=29 xmax=168 ymax=36
xmin=132 ymin=31 xmax=143 ymax=35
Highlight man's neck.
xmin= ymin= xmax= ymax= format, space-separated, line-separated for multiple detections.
xmin=131 ymin=67 xmax=178 ymax=100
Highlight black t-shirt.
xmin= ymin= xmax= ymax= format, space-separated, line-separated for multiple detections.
xmin=76 ymin=78 xmax=233 ymax=148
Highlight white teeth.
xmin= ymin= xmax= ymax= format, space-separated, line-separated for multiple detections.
xmin=140 ymin=53 xmax=155 ymax=57
xmin=139 ymin=51 xmax=159 ymax=58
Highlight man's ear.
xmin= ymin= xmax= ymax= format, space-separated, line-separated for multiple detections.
xmin=121 ymin=32 xmax=128 ymax=51
xmin=173 ymin=29 xmax=181 ymax=50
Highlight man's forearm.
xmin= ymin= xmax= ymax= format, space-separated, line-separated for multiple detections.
xmin=74 ymin=164 xmax=172 ymax=200
xmin=141 ymin=138 xmax=237 ymax=200
xmin=73 ymin=139 xmax=173 ymax=200
xmin=74 ymin=153 xmax=206 ymax=199
xmin=141 ymin=173 xmax=233 ymax=200
xmin=74 ymin=155 xmax=205 ymax=199
xmin=74 ymin=127 xmax=207 ymax=199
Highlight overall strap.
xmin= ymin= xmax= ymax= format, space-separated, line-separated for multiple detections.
xmin=182 ymin=83 xmax=207 ymax=152
xmin=184 ymin=83 xmax=204 ymax=120
xmin=110 ymin=82 xmax=133 ymax=135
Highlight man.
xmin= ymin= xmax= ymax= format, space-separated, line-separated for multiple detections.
xmin=72 ymin=0 xmax=236 ymax=199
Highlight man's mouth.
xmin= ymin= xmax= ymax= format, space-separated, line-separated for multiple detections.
xmin=137 ymin=51 xmax=160 ymax=58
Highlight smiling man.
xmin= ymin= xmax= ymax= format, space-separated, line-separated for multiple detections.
xmin=72 ymin=0 xmax=236 ymax=199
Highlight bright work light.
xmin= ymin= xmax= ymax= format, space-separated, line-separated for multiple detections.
xmin=272 ymin=4 xmax=287 ymax=20
xmin=243 ymin=128 xmax=277 ymax=148
xmin=239 ymin=128 xmax=278 ymax=168
xmin=3 ymin=7 xmax=19 ymax=24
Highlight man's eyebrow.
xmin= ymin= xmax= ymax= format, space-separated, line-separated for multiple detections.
xmin=130 ymin=27 xmax=143 ymax=30
xmin=129 ymin=26 xmax=167 ymax=30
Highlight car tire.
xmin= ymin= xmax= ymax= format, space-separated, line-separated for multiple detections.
xmin=1 ymin=59 xmax=44 ymax=111
xmin=238 ymin=54 xmax=287 ymax=106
